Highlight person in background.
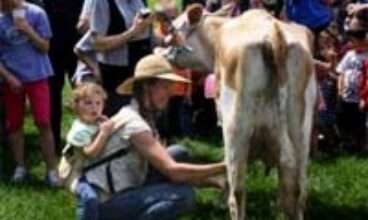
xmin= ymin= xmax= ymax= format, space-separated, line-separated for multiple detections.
xmin=89 ymin=0 xmax=153 ymax=116
xmin=154 ymin=0 xmax=194 ymax=140
xmin=0 ymin=0 xmax=59 ymax=185
xmin=261 ymin=0 xmax=284 ymax=18
xmin=183 ymin=0 xmax=206 ymax=10
xmin=206 ymin=0 xmax=249 ymax=15
xmin=43 ymin=0 xmax=84 ymax=153
xmin=316 ymin=31 xmax=340 ymax=151
xmin=286 ymin=0 xmax=333 ymax=36
xmin=76 ymin=0 xmax=94 ymax=35
xmin=73 ymin=31 xmax=100 ymax=86
xmin=72 ymin=0 xmax=100 ymax=86
xmin=336 ymin=11 xmax=368 ymax=152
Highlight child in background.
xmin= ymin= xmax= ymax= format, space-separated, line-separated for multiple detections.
xmin=65 ymin=83 xmax=114 ymax=220
xmin=316 ymin=30 xmax=340 ymax=150
xmin=0 ymin=0 xmax=58 ymax=185
xmin=336 ymin=13 xmax=368 ymax=152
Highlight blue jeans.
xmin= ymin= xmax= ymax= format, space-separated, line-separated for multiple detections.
xmin=76 ymin=179 xmax=99 ymax=220
xmin=99 ymin=183 xmax=195 ymax=220
xmin=76 ymin=145 xmax=195 ymax=220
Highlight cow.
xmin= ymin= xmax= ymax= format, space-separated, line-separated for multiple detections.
xmin=165 ymin=5 xmax=317 ymax=220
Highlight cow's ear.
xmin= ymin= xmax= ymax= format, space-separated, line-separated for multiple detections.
xmin=186 ymin=3 xmax=203 ymax=25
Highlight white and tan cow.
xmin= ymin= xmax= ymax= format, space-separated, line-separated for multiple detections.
xmin=168 ymin=5 xmax=317 ymax=220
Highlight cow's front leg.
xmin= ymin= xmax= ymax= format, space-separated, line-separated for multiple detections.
xmin=224 ymin=123 xmax=249 ymax=220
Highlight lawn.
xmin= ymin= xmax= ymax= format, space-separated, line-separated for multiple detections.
xmin=0 ymin=84 xmax=368 ymax=220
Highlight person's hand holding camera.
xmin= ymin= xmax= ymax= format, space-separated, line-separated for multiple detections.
xmin=130 ymin=12 xmax=154 ymax=36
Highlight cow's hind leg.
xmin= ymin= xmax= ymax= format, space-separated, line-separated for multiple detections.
xmin=278 ymin=130 xmax=305 ymax=220
xmin=224 ymin=122 xmax=250 ymax=220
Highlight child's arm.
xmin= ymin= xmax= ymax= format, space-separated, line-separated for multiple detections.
xmin=0 ymin=62 xmax=22 ymax=92
xmin=83 ymin=119 xmax=114 ymax=158
xmin=14 ymin=18 xmax=49 ymax=53
xmin=337 ymin=73 xmax=344 ymax=98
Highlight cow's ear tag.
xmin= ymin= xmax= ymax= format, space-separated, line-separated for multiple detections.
xmin=187 ymin=3 xmax=203 ymax=25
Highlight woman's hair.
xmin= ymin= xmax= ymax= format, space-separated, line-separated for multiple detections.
xmin=132 ymin=79 xmax=161 ymax=137
xmin=70 ymin=82 xmax=107 ymax=113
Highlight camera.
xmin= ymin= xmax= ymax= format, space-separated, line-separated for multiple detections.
xmin=139 ymin=8 xmax=152 ymax=19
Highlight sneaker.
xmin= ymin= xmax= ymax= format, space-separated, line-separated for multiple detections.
xmin=11 ymin=166 xmax=29 ymax=183
xmin=45 ymin=170 xmax=61 ymax=187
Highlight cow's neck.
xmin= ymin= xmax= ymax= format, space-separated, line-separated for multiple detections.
xmin=196 ymin=16 xmax=230 ymax=72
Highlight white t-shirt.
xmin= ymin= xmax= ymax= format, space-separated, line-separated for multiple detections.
xmin=336 ymin=50 xmax=368 ymax=103
xmin=84 ymin=102 xmax=152 ymax=200
xmin=67 ymin=119 xmax=99 ymax=148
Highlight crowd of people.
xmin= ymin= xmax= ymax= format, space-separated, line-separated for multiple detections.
xmin=1 ymin=0 xmax=368 ymax=219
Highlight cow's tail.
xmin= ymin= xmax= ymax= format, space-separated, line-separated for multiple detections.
xmin=261 ymin=21 xmax=287 ymax=88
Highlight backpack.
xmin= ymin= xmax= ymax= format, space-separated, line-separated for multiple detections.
xmin=58 ymin=111 xmax=131 ymax=193
xmin=58 ymin=144 xmax=87 ymax=193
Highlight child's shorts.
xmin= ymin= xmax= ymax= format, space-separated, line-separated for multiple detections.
xmin=3 ymin=79 xmax=51 ymax=132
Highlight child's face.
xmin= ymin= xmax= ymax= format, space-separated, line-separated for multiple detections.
xmin=76 ymin=93 xmax=104 ymax=124
xmin=318 ymin=34 xmax=337 ymax=60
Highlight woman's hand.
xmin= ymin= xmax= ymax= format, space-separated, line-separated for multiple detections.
xmin=130 ymin=14 xmax=154 ymax=36
xmin=76 ymin=17 xmax=90 ymax=34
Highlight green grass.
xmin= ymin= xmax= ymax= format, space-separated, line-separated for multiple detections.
xmin=1 ymin=84 xmax=368 ymax=219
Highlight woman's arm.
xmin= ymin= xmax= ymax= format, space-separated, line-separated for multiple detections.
xmin=93 ymin=15 xmax=154 ymax=52
xmin=93 ymin=29 xmax=136 ymax=52
xmin=131 ymin=131 xmax=226 ymax=185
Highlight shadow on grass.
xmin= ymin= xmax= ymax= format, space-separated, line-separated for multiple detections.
xmin=307 ymin=194 xmax=368 ymax=220
xmin=311 ymin=148 xmax=368 ymax=166
xmin=186 ymin=188 xmax=368 ymax=220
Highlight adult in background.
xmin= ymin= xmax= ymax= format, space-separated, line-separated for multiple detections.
xmin=286 ymin=0 xmax=333 ymax=33
xmin=206 ymin=0 xmax=249 ymax=14
xmin=79 ymin=54 xmax=225 ymax=219
xmin=90 ymin=0 xmax=153 ymax=116
xmin=43 ymin=0 xmax=84 ymax=153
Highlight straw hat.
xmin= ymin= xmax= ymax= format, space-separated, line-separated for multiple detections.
xmin=116 ymin=54 xmax=191 ymax=95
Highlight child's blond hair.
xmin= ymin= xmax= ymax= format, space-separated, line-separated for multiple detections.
xmin=71 ymin=83 xmax=107 ymax=114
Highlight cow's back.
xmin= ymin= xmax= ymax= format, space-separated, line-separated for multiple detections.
xmin=216 ymin=9 xmax=314 ymax=161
